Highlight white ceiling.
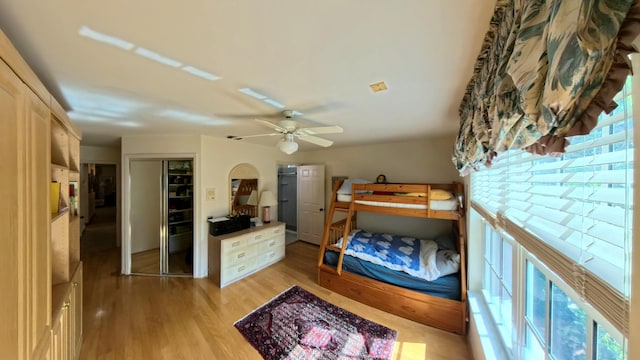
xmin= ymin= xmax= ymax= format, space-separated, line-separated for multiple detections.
xmin=0 ymin=0 xmax=495 ymax=149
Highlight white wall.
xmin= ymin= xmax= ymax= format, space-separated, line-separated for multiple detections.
xmin=80 ymin=145 xmax=120 ymax=164
xmin=121 ymin=134 xmax=303 ymax=277
xmin=300 ymin=136 xmax=462 ymax=238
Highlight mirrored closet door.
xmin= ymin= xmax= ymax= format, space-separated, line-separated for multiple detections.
xmin=130 ymin=159 xmax=193 ymax=276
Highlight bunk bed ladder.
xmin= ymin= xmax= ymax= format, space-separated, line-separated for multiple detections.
xmin=317 ymin=180 xmax=346 ymax=267
xmin=335 ymin=201 xmax=355 ymax=275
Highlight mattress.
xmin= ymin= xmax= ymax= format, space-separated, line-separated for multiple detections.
xmin=336 ymin=194 xmax=458 ymax=211
xmin=323 ymin=251 xmax=461 ymax=301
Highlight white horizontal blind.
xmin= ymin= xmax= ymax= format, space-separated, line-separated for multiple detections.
xmin=470 ymin=79 xmax=633 ymax=335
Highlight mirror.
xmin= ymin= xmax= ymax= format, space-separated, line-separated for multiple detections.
xmin=229 ymin=163 xmax=259 ymax=217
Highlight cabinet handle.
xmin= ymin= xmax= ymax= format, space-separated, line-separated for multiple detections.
xmin=63 ymin=301 xmax=70 ymax=309
xmin=255 ymin=235 xmax=263 ymax=240
xmin=269 ymin=241 xmax=275 ymax=247
xmin=237 ymin=252 xmax=245 ymax=259
xmin=232 ymin=241 xmax=240 ymax=247
xmin=72 ymin=282 xmax=78 ymax=288
xmin=238 ymin=266 xmax=245 ymax=272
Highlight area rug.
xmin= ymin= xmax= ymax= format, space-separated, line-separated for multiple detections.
xmin=234 ymin=286 xmax=397 ymax=359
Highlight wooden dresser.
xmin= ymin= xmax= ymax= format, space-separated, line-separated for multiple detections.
xmin=208 ymin=221 xmax=285 ymax=287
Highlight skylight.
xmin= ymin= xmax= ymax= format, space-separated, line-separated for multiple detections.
xmin=263 ymin=98 xmax=286 ymax=109
xmin=182 ymin=66 xmax=221 ymax=81
xmin=78 ymin=26 xmax=134 ymax=50
xmin=77 ymin=25 xmax=222 ymax=80
xmin=134 ymin=47 xmax=182 ymax=68
xmin=238 ymin=88 xmax=268 ymax=100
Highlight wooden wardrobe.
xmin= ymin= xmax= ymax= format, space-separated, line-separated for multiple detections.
xmin=0 ymin=29 xmax=83 ymax=359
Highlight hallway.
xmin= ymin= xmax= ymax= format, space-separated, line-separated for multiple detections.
xmin=80 ymin=206 xmax=117 ymax=255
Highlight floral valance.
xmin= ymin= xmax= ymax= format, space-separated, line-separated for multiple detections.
xmin=453 ymin=0 xmax=640 ymax=175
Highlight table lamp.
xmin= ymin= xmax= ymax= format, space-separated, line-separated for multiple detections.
xmin=246 ymin=190 xmax=258 ymax=217
xmin=259 ymin=191 xmax=277 ymax=223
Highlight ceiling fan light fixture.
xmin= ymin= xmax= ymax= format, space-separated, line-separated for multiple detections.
xmin=278 ymin=134 xmax=298 ymax=154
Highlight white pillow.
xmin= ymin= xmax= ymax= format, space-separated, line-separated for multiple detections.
xmin=436 ymin=250 xmax=460 ymax=277
xmin=337 ymin=178 xmax=373 ymax=195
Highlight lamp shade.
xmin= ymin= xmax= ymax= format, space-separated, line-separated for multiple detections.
xmin=278 ymin=134 xmax=298 ymax=154
xmin=246 ymin=190 xmax=258 ymax=206
xmin=259 ymin=191 xmax=277 ymax=207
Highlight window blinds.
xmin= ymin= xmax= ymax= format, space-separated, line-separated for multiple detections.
xmin=470 ymin=81 xmax=633 ymax=336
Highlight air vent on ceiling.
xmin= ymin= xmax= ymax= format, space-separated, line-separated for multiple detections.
xmin=369 ymin=81 xmax=388 ymax=93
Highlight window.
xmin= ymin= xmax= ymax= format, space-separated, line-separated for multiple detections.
xmin=482 ymin=225 xmax=513 ymax=352
xmin=471 ymin=78 xmax=633 ymax=358
xmin=522 ymin=258 xmax=625 ymax=360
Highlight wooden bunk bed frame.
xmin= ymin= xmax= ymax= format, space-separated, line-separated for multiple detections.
xmin=317 ymin=180 xmax=468 ymax=335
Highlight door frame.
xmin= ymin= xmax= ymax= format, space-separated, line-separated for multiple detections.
xmin=122 ymin=153 xmax=199 ymax=276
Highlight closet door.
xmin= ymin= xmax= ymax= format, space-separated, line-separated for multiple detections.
xmin=24 ymin=88 xmax=51 ymax=358
xmin=0 ymin=54 xmax=26 ymax=360
xmin=0 ymin=57 xmax=50 ymax=359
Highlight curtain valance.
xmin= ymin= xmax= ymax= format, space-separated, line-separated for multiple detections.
xmin=454 ymin=0 xmax=640 ymax=174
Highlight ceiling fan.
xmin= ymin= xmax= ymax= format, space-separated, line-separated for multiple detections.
xmin=227 ymin=110 xmax=343 ymax=154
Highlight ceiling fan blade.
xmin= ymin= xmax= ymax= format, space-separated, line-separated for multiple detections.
xmin=298 ymin=125 xmax=343 ymax=135
xmin=255 ymin=119 xmax=287 ymax=133
xmin=297 ymin=134 xmax=333 ymax=147
xmin=227 ymin=133 xmax=280 ymax=140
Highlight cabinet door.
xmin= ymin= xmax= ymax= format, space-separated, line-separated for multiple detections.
xmin=25 ymin=85 xmax=52 ymax=358
xmin=70 ymin=264 xmax=83 ymax=360
xmin=51 ymin=302 xmax=69 ymax=360
xmin=0 ymin=58 xmax=25 ymax=360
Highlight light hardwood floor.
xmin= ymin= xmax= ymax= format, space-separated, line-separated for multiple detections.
xmin=131 ymin=248 xmax=193 ymax=275
xmin=79 ymin=241 xmax=472 ymax=359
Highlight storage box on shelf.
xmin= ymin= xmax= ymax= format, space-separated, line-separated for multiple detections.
xmin=208 ymin=221 xmax=286 ymax=287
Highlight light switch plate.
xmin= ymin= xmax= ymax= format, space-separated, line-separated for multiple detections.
xmin=206 ymin=188 xmax=215 ymax=200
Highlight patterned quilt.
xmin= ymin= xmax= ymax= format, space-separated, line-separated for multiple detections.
xmin=340 ymin=230 xmax=440 ymax=281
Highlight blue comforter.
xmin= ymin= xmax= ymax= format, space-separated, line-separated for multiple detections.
xmin=341 ymin=230 xmax=440 ymax=281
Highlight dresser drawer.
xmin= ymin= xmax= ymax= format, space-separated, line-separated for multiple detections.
xmin=260 ymin=236 xmax=284 ymax=252
xmin=259 ymin=245 xmax=285 ymax=267
xmin=268 ymin=224 xmax=285 ymax=237
xmin=222 ymin=247 xmax=257 ymax=268
xmin=221 ymin=235 xmax=248 ymax=254
xmin=221 ymin=257 xmax=257 ymax=286
xmin=247 ymin=231 xmax=267 ymax=245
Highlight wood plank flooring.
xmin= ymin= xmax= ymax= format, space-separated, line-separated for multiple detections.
xmin=79 ymin=241 xmax=471 ymax=359
xmin=131 ymin=248 xmax=193 ymax=274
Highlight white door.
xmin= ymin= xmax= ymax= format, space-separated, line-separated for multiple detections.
xmin=297 ymin=165 xmax=325 ymax=245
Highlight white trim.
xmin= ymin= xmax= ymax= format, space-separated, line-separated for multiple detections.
xmin=121 ymin=153 xmax=202 ymax=277
xmin=468 ymin=291 xmax=511 ymax=360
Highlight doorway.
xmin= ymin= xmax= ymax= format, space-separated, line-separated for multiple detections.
xmin=80 ymin=163 xmax=118 ymax=254
xmin=278 ymin=164 xmax=298 ymax=245
xmin=129 ymin=159 xmax=194 ymax=276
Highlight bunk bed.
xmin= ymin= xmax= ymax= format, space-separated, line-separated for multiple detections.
xmin=317 ymin=180 xmax=467 ymax=334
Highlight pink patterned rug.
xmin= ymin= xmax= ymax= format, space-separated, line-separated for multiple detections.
xmin=234 ymin=286 xmax=397 ymax=359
